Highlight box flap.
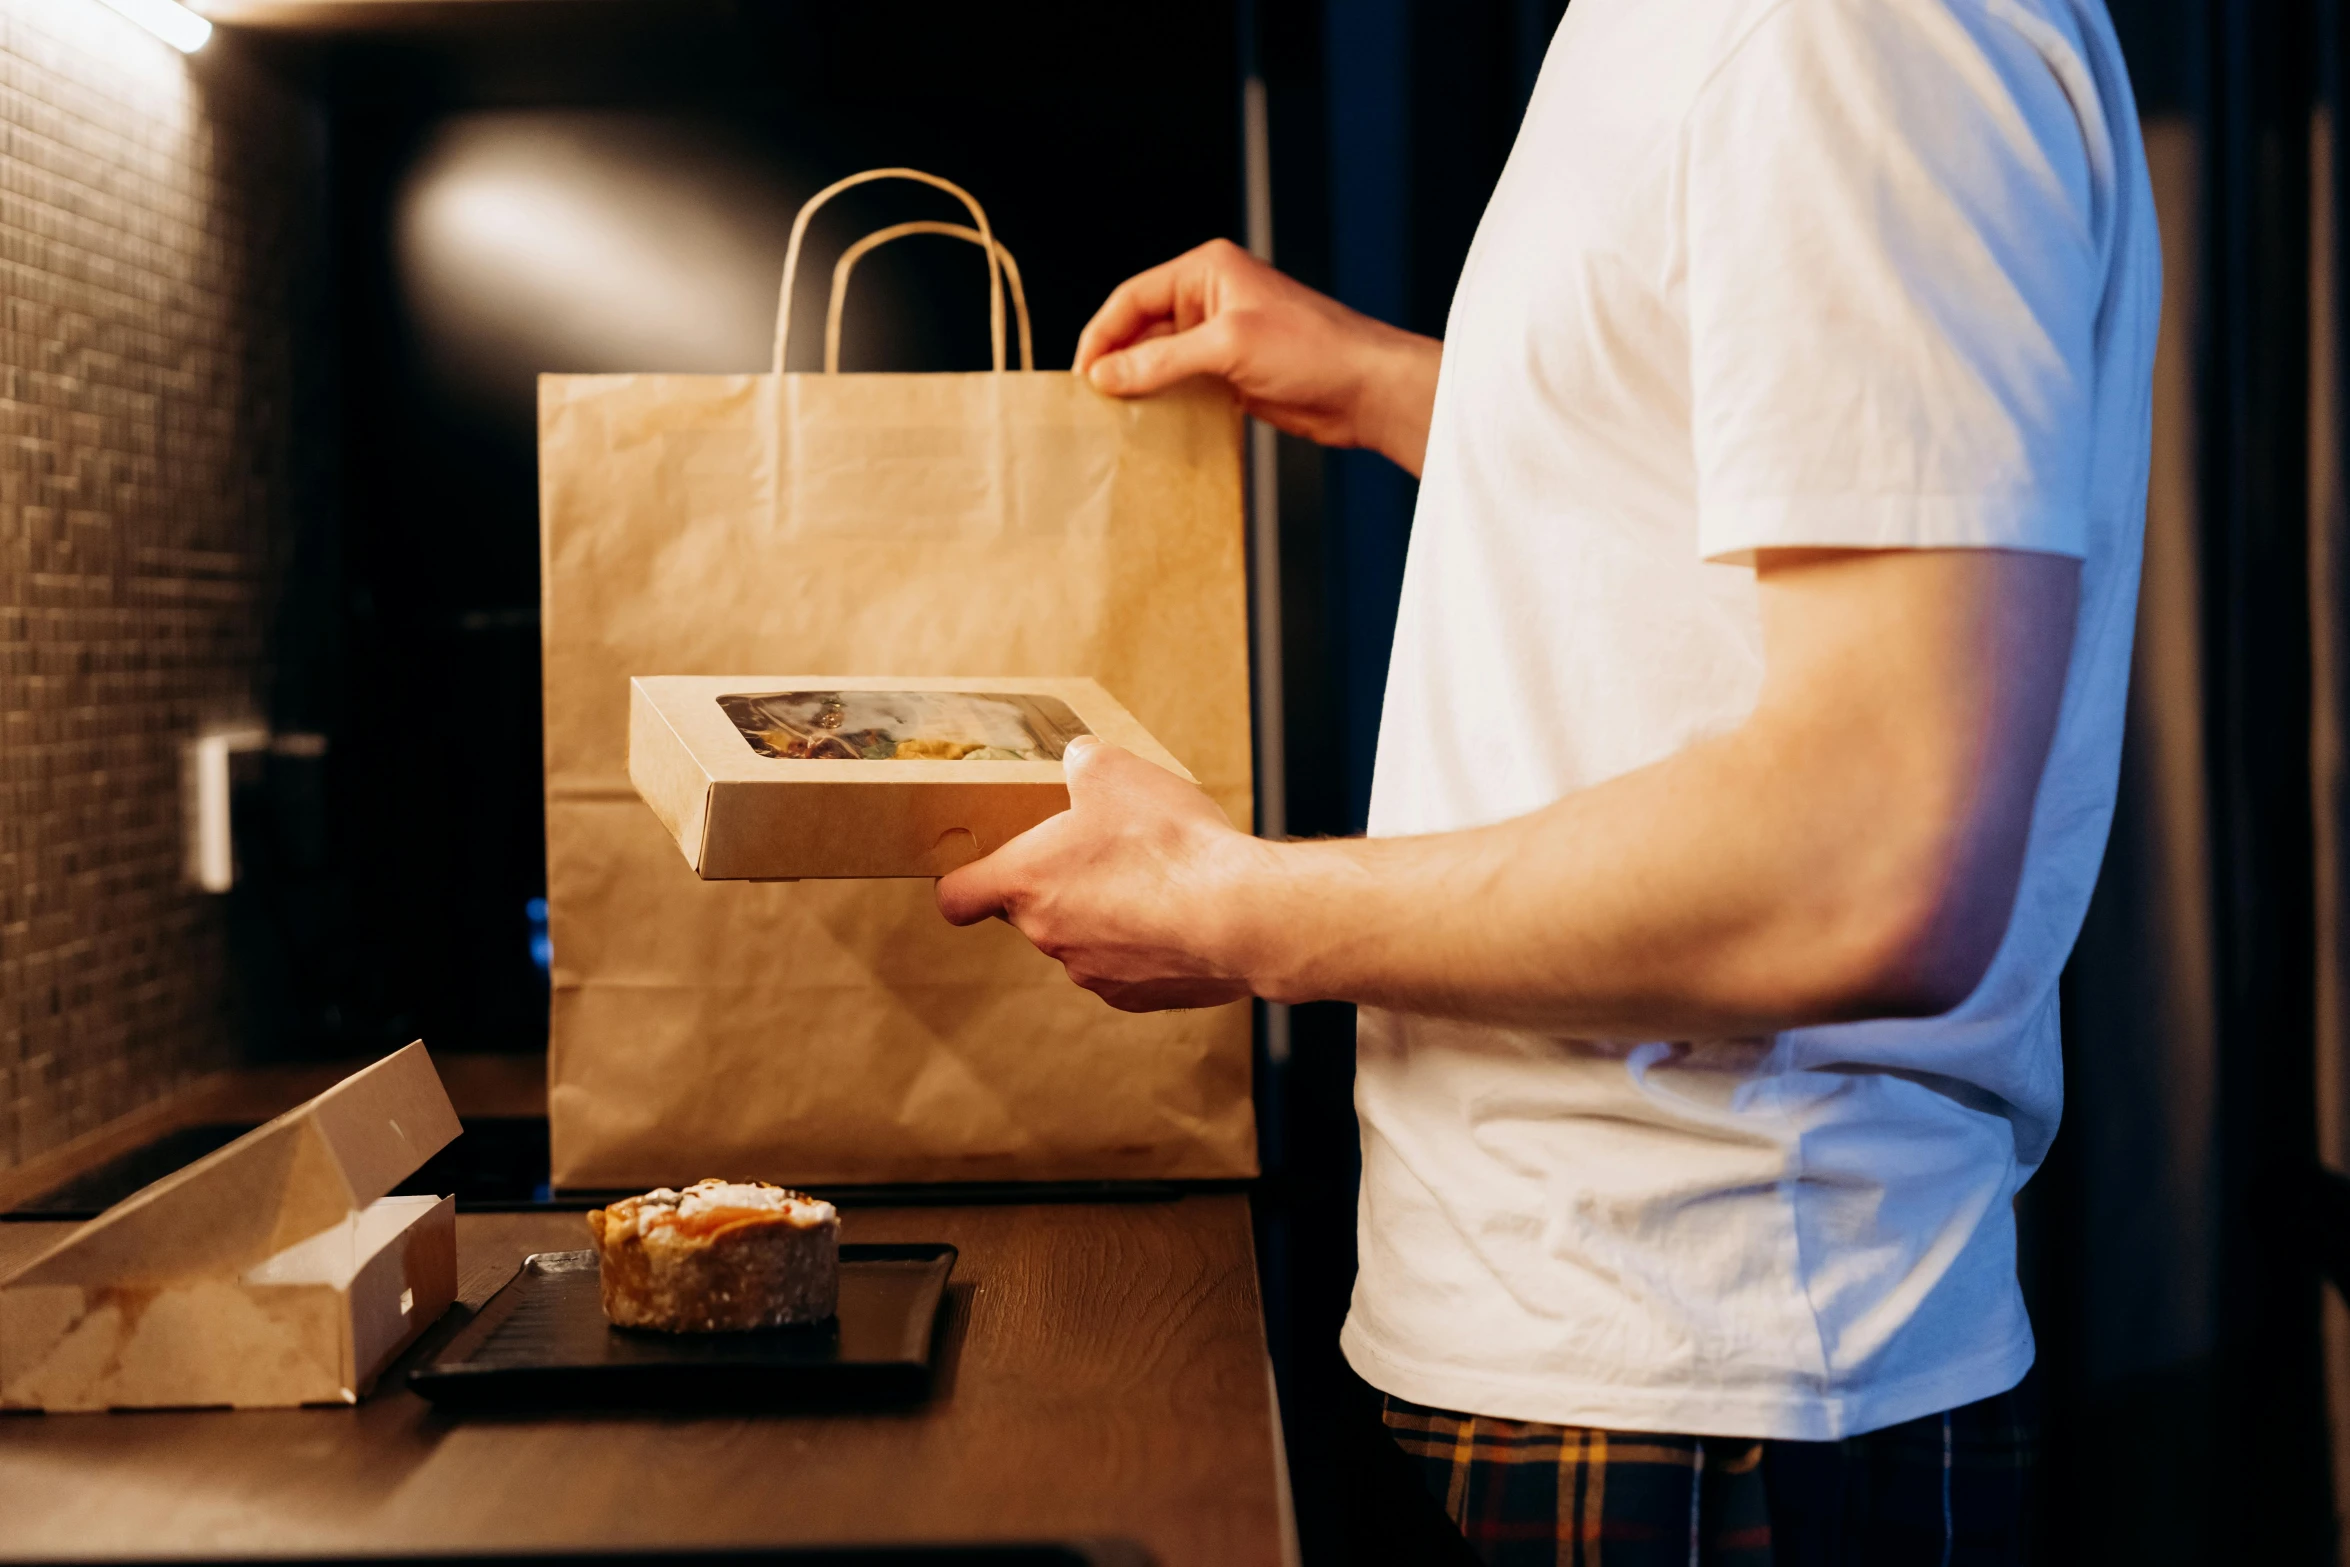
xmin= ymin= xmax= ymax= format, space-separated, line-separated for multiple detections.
xmin=240 ymin=1194 xmax=447 ymax=1290
xmin=1 ymin=1044 xmax=460 ymax=1288
xmin=627 ymin=678 xmax=717 ymax=870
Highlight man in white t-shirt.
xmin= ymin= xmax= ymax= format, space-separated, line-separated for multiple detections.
xmin=940 ymin=0 xmax=2156 ymax=1558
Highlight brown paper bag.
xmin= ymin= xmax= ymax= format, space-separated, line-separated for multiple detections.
xmin=539 ymin=168 xmax=1257 ymax=1188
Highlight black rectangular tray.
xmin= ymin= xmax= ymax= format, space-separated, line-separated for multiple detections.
xmin=409 ymin=1244 xmax=956 ymax=1410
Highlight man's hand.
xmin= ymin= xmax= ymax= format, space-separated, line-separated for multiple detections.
xmin=936 ymin=738 xmax=1263 ymax=1012
xmin=1076 ymin=239 xmax=1442 ymax=476
xmin=935 ymin=548 xmax=2079 ymax=1038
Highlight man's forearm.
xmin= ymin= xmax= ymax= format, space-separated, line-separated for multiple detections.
xmin=1208 ymin=549 xmax=2077 ymax=1037
xmin=1213 ymin=726 xmax=1932 ymax=1037
xmin=936 ymin=550 xmax=2076 ymax=1032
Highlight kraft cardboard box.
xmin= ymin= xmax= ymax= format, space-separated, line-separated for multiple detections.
xmin=628 ymin=675 xmax=1193 ymax=880
xmin=0 ymin=1044 xmax=461 ymax=1411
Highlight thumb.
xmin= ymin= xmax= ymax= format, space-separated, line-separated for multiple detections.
xmin=1060 ymin=733 xmax=1110 ymax=795
xmin=1061 ymin=734 xmax=1193 ymax=813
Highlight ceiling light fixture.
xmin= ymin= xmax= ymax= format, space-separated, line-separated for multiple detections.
xmin=93 ymin=0 xmax=212 ymax=52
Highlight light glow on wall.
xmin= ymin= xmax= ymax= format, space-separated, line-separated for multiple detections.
xmin=90 ymin=0 xmax=209 ymax=51
xmin=395 ymin=114 xmax=852 ymax=432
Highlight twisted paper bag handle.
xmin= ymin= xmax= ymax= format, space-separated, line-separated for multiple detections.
xmin=773 ymin=167 xmax=1017 ymax=374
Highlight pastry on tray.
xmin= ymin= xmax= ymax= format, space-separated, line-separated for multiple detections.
xmin=586 ymin=1179 xmax=840 ymax=1331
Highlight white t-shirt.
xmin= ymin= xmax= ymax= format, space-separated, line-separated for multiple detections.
xmin=1343 ymin=0 xmax=2158 ymax=1440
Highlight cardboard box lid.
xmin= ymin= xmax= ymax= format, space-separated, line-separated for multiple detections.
xmin=3 ymin=1044 xmax=460 ymax=1289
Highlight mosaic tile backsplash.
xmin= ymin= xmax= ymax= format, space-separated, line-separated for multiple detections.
xmin=0 ymin=4 xmax=321 ymax=1171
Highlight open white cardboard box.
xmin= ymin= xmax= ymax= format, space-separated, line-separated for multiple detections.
xmin=0 ymin=1043 xmax=461 ymax=1411
xmin=629 ymin=675 xmax=1193 ymax=880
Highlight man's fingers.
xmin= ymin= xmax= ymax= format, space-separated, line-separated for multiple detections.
xmin=942 ymin=741 xmax=1118 ymax=927
xmin=1087 ymin=317 xmax=1236 ymax=398
xmin=936 ymin=852 xmax=1015 ymax=927
xmin=1076 ymin=239 xmax=1252 ymax=378
xmin=1074 ymin=258 xmax=1188 ymax=375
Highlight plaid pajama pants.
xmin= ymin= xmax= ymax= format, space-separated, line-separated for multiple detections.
xmin=1379 ymin=1376 xmax=2036 ymax=1566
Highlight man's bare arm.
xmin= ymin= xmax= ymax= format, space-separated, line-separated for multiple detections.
xmin=937 ymin=546 xmax=2078 ymax=1036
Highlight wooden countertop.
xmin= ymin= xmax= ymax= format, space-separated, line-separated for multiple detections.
xmin=0 ymin=1199 xmax=1292 ymax=1565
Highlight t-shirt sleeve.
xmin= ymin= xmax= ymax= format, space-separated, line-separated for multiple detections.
xmin=1685 ymin=0 xmax=2108 ymax=563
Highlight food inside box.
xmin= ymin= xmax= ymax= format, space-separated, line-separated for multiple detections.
xmin=720 ymin=689 xmax=1091 ymax=763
